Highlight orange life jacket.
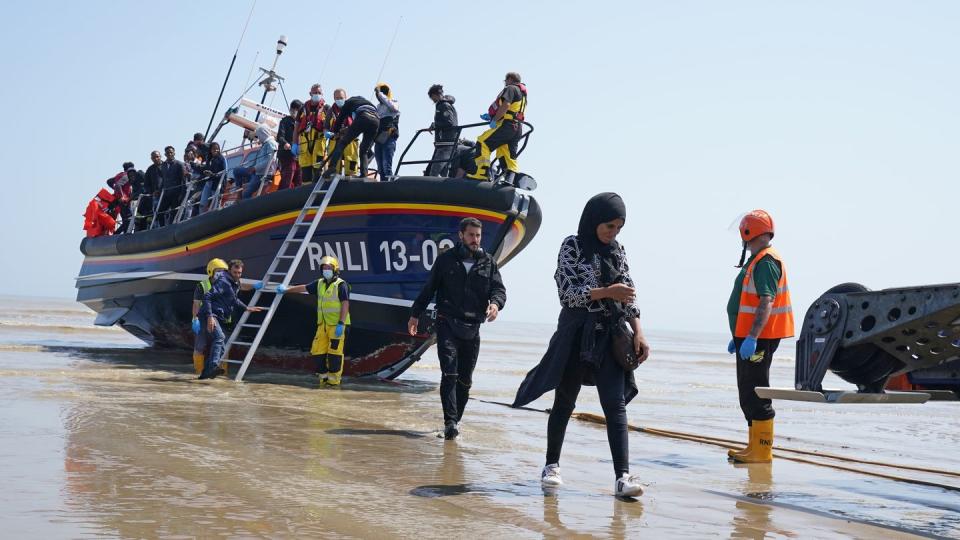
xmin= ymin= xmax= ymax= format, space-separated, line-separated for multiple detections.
xmin=734 ymin=247 xmax=795 ymax=339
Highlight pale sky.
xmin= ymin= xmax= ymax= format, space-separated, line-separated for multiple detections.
xmin=2 ymin=1 xmax=958 ymax=333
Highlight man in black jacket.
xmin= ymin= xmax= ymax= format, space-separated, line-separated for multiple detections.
xmin=277 ymin=99 xmax=302 ymax=189
xmin=408 ymin=217 xmax=507 ymax=439
xmin=426 ymin=84 xmax=458 ymax=177
xmin=323 ymin=96 xmax=379 ymax=179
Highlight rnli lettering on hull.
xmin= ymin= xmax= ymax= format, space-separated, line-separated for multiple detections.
xmin=307 ymin=241 xmax=369 ymax=272
xmin=306 ymin=238 xmax=456 ymax=273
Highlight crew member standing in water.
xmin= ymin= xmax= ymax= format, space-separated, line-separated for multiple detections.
xmin=513 ymin=193 xmax=650 ymax=498
xmin=198 ymin=259 xmax=264 ymax=379
xmin=408 ymin=217 xmax=507 ymax=440
xmin=192 ymin=258 xmax=229 ymax=375
xmin=725 ymin=209 xmax=794 ymax=463
xmin=277 ymin=256 xmax=351 ymax=387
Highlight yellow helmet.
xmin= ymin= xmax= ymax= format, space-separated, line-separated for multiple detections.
xmin=319 ymin=255 xmax=339 ymax=273
xmin=376 ymin=82 xmax=392 ymax=99
xmin=206 ymin=258 xmax=229 ymax=278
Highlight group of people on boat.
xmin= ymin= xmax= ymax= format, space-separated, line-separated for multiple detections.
xmin=82 ymin=72 xmax=530 ymax=239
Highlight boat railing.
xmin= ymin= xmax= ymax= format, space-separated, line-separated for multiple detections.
xmin=395 ymin=120 xmax=534 ymax=178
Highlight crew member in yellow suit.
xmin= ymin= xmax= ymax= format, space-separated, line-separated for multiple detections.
xmin=326 ymin=88 xmax=360 ymax=177
xmin=276 ymin=255 xmax=351 ymax=386
xmin=298 ymin=83 xmax=329 ymax=184
xmin=467 ymin=72 xmax=527 ymax=181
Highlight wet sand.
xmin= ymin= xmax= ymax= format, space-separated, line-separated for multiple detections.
xmin=1 ymin=295 xmax=957 ymax=538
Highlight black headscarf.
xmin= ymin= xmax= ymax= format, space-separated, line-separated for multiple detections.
xmin=576 ymin=192 xmax=627 ymax=259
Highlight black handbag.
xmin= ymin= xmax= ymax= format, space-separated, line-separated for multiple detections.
xmin=610 ymin=319 xmax=640 ymax=371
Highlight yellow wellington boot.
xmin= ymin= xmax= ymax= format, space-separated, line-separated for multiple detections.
xmin=326 ymin=372 xmax=342 ymax=387
xmin=727 ymin=423 xmax=755 ymax=459
xmin=192 ymin=353 xmax=205 ymax=375
xmin=732 ymin=419 xmax=773 ymax=463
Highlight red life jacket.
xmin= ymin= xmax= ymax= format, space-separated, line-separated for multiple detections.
xmin=487 ymin=83 xmax=527 ymax=122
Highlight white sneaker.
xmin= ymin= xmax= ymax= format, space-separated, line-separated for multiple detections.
xmin=541 ymin=463 xmax=563 ymax=487
xmin=615 ymin=473 xmax=643 ymax=497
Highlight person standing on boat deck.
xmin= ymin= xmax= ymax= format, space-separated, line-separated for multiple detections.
xmin=408 ymin=217 xmax=507 ymax=440
xmin=323 ymin=95 xmax=379 ymax=179
xmin=325 ymin=89 xmax=360 ymax=177
xmin=373 ymin=82 xmax=400 ymax=179
xmin=106 ymin=169 xmax=132 ymax=234
xmin=426 ymin=84 xmax=458 ymax=177
xmin=297 ymin=84 xmax=329 ymax=184
xmin=198 ymin=259 xmax=264 ymax=380
xmin=725 ymin=209 xmax=794 ymax=464
xmin=276 ymin=256 xmax=351 ymax=387
xmin=513 ymin=193 xmax=650 ymax=498
xmin=196 ymin=142 xmax=226 ymax=214
xmin=156 ymin=146 xmax=188 ymax=227
xmin=277 ymin=99 xmax=302 ymax=189
xmin=142 ymin=150 xmax=162 ymax=229
xmin=122 ymin=163 xmax=147 ymax=231
xmin=467 ymin=72 xmax=527 ymax=183
xmin=233 ymin=125 xmax=278 ymax=199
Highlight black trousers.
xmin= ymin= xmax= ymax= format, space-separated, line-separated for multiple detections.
xmin=733 ymin=337 xmax=779 ymax=423
xmin=156 ymin=188 xmax=183 ymax=227
xmin=426 ymin=142 xmax=456 ymax=177
xmin=546 ymin=349 xmax=630 ymax=478
xmin=327 ymin=113 xmax=379 ymax=177
xmin=436 ymin=318 xmax=481 ymax=425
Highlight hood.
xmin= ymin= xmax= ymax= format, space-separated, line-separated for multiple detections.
xmin=97 ymin=188 xmax=115 ymax=203
xmin=441 ymin=95 xmax=456 ymax=105
xmin=255 ymin=125 xmax=272 ymax=143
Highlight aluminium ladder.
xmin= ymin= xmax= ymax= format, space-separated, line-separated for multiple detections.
xmin=222 ymin=175 xmax=342 ymax=381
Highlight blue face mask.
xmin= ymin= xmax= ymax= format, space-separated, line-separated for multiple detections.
xmin=334 ymin=99 xmax=345 ymax=107
xmin=311 ymin=94 xmax=321 ymax=103
xmin=322 ymin=269 xmax=334 ymax=280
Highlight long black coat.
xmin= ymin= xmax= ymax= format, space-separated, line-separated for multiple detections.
xmin=512 ymin=307 xmax=638 ymax=408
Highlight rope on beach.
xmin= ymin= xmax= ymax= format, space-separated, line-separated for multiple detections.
xmin=473 ymin=399 xmax=960 ymax=493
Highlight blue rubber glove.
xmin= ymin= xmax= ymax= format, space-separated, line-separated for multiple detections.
xmin=253 ymin=281 xmax=264 ymax=290
xmin=191 ymin=317 xmax=201 ymax=335
xmin=727 ymin=339 xmax=736 ymax=354
xmin=276 ymin=285 xmax=287 ymax=295
xmin=324 ymin=131 xmax=334 ymax=140
xmin=291 ymin=143 xmax=299 ymax=155
xmin=739 ymin=336 xmax=758 ymax=361
xmin=480 ymin=113 xmax=491 ymax=121
xmin=489 ymin=119 xmax=498 ymax=129
xmin=334 ymin=322 xmax=345 ymax=338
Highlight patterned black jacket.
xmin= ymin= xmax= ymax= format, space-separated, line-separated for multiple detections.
xmin=554 ymin=235 xmax=640 ymax=319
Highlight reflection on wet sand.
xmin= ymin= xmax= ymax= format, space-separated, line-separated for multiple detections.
xmin=1 ymin=296 xmax=957 ymax=538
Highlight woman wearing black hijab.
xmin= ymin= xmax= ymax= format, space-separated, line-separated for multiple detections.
xmin=513 ymin=192 xmax=650 ymax=497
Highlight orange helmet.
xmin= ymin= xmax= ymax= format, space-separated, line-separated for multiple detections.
xmin=739 ymin=209 xmax=774 ymax=242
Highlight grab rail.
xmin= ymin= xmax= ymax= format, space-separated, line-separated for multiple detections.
xmin=395 ymin=120 xmax=534 ymax=178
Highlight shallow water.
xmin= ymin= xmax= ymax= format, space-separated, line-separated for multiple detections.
xmin=1 ymin=295 xmax=957 ymax=538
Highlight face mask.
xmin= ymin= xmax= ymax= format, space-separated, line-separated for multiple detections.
xmin=311 ymin=94 xmax=321 ymax=103
xmin=334 ymin=99 xmax=345 ymax=107
xmin=322 ymin=269 xmax=334 ymax=280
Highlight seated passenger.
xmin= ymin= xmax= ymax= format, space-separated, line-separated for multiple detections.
xmin=83 ymin=188 xmax=118 ymax=238
xmin=233 ymin=125 xmax=278 ymax=199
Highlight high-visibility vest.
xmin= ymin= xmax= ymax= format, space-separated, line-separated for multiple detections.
xmin=734 ymin=247 xmax=795 ymax=339
xmin=317 ymin=278 xmax=351 ymax=326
